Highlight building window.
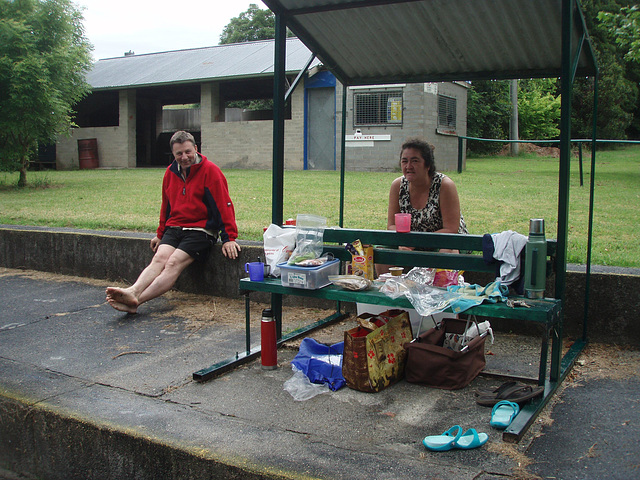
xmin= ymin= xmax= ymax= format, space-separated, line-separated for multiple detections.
xmin=438 ymin=95 xmax=457 ymax=130
xmin=354 ymin=90 xmax=403 ymax=127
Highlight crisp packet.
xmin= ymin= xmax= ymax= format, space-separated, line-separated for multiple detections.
xmin=433 ymin=269 xmax=463 ymax=287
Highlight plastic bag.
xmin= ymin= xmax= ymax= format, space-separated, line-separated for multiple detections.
xmin=290 ymin=338 xmax=345 ymax=391
xmin=404 ymin=283 xmax=458 ymax=317
xmin=380 ymin=276 xmax=459 ymax=317
xmin=379 ymin=277 xmax=412 ymax=299
xmin=263 ymin=224 xmax=296 ymax=277
xmin=404 ymin=267 xmax=463 ymax=287
xmin=294 ymin=253 xmax=334 ymax=267
xmin=284 ymin=337 xmax=345 ymax=401
xmin=443 ymin=320 xmax=494 ymax=351
xmin=284 ymin=369 xmax=331 ymax=401
xmin=405 ymin=267 xmax=436 ymax=285
xmin=288 ymin=214 xmax=327 ymax=265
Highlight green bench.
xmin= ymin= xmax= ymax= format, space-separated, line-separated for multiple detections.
xmin=197 ymin=227 xmax=575 ymax=441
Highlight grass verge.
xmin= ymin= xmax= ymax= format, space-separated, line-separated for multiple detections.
xmin=1 ymin=145 xmax=638 ymax=268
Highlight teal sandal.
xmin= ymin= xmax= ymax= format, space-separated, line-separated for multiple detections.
xmin=453 ymin=428 xmax=488 ymax=449
xmin=490 ymin=400 xmax=520 ymax=429
xmin=422 ymin=425 xmax=462 ymax=451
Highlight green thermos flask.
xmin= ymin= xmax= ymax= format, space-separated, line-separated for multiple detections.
xmin=524 ymin=219 xmax=547 ymax=299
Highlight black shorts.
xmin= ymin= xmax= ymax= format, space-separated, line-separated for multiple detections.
xmin=160 ymin=227 xmax=216 ymax=262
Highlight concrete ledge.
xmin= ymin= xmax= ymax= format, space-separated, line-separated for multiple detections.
xmin=0 ymin=393 xmax=271 ymax=480
xmin=1 ymin=225 xmax=639 ymax=345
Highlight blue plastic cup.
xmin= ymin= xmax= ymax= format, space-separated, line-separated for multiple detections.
xmin=245 ymin=262 xmax=265 ymax=282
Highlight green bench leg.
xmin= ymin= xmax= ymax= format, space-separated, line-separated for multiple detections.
xmin=245 ymin=293 xmax=251 ymax=354
xmin=503 ymin=337 xmax=586 ymax=442
xmin=192 ymin=297 xmax=347 ymax=382
xmin=537 ymin=325 xmax=550 ymax=386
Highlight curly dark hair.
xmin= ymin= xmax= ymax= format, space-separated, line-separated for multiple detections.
xmin=400 ymin=138 xmax=436 ymax=177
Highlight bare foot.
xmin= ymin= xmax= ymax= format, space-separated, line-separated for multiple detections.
xmin=106 ymin=287 xmax=139 ymax=308
xmin=107 ymin=297 xmax=138 ymax=314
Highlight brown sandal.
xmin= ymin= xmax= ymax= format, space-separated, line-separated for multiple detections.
xmin=475 ymin=383 xmax=544 ymax=407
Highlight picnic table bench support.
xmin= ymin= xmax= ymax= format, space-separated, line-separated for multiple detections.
xmin=192 ymin=294 xmax=347 ymax=382
xmin=504 ymin=337 xmax=586 ymax=442
xmin=236 ymin=277 xmax=578 ymax=443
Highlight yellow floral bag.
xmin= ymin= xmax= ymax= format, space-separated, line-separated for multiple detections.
xmin=343 ymin=309 xmax=413 ymax=392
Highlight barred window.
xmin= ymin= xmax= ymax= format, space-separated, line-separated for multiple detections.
xmin=354 ymin=91 xmax=403 ymax=127
xmin=438 ymin=95 xmax=457 ymax=129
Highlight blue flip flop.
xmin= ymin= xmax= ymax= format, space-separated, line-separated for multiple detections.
xmin=490 ymin=400 xmax=520 ymax=429
xmin=453 ymin=428 xmax=489 ymax=449
xmin=422 ymin=425 xmax=462 ymax=451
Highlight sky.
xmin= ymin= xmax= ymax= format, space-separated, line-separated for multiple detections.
xmin=74 ymin=0 xmax=267 ymax=61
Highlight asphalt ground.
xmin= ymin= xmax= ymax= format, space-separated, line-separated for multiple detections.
xmin=0 ymin=267 xmax=638 ymax=480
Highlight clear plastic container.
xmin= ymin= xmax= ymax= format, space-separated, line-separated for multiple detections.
xmin=278 ymin=259 xmax=340 ymax=289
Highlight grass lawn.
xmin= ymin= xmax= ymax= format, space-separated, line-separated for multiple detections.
xmin=1 ymin=145 xmax=638 ymax=268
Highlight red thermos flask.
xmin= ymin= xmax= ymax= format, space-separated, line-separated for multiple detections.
xmin=261 ymin=308 xmax=277 ymax=370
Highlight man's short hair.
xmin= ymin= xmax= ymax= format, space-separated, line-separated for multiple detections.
xmin=170 ymin=131 xmax=196 ymax=149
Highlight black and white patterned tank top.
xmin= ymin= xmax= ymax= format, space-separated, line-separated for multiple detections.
xmin=398 ymin=172 xmax=468 ymax=234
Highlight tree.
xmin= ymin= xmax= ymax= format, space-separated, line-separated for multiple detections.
xmin=468 ymin=1 xmax=640 ymax=150
xmin=598 ymin=6 xmax=640 ymax=63
xmin=466 ymin=80 xmax=511 ymax=155
xmin=517 ymin=79 xmax=561 ymax=140
xmin=219 ymin=4 xmax=294 ymax=45
xmin=574 ymin=0 xmax=638 ymax=140
xmin=596 ymin=4 xmax=640 ymax=138
xmin=467 ymin=79 xmax=562 ymax=155
xmin=0 ymin=0 xmax=92 ymax=186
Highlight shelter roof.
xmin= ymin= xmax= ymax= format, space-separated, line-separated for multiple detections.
xmin=87 ymin=38 xmax=320 ymax=90
xmin=262 ymin=0 xmax=598 ymax=85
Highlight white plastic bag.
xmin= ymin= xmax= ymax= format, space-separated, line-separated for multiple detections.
xmin=283 ymin=368 xmax=330 ymax=401
xmin=287 ymin=214 xmax=327 ymax=265
xmin=263 ymin=224 xmax=296 ymax=277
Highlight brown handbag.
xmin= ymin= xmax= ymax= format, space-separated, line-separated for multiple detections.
xmin=342 ymin=309 xmax=413 ymax=392
xmin=403 ymin=317 xmax=486 ymax=390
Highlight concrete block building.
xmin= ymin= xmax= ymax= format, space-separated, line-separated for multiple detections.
xmin=56 ymin=38 xmax=468 ymax=172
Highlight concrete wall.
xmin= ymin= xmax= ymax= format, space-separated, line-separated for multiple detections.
xmin=56 ymin=78 xmax=466 ymax=172
xmin=339 ymin=82 xmax=468 ymax=173
xmin=1 ymin=226 xmax=638 ymax=346
xmin=200 ymin=82 xmax=305 ymax=171
xmin=56 ymin=90 xmax=137 ymax=170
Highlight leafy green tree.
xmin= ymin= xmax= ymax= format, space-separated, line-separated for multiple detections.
xmin=467 ymin=79 xmax=562 ymax=155
xmin=572 ymin=52 xmax=635 ymax=141
xmin=466 ymin=80 xmax=511 ymax=155
xmin=219 ymin=4 xmax=294 ymax=45
xmin=517 ymin=79 xmax=561 ymax=140
xmin=575 ymin=0 xmax=638 ymax=140
xmin=598 ymin=6 xmax=640 ymax=63
xmin=0 ymin=0 xmax=92 ymax=186
xmin=596 ymin=4 xmax=640 ymax=138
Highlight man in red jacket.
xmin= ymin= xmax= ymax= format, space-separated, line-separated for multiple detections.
xmin=106 ymin=131 xmax=241 ymax=313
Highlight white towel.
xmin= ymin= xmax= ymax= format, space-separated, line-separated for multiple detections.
xmin=491 ymin=230 xmax=528 ymax=286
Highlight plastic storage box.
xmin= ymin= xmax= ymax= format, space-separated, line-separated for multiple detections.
xmin=278 ymin=259 xmax=340 ymax=289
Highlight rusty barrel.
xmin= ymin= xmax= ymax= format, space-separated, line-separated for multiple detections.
xmin=78 ymin=138 xmax=99 ymax=169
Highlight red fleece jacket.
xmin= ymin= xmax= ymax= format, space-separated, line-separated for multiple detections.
xmin=156 ymin=154 xmax=238 ymax=243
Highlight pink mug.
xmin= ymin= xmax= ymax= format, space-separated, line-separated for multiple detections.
xmin=395 ymin=213 xmax=411 ymax=233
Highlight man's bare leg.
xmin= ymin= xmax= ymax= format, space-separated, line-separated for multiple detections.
xmin=136 ymin=249 xmax=194 ymax=305
xmin=106 ymin=244 xmax=178 ymax=312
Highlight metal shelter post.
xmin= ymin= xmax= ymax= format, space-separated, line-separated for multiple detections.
xmin=549 ymin=0 xmax=575 ymax=386
xmin=271 ymin=12 xmax=287 ymax=338
xmin=584 ymin=75 xmax=599 ymax=341
xmin=339 ymin=84 xmax=347 ymax=227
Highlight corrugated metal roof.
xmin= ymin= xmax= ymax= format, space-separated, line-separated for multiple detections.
xmin=87 ymin=38 xmax=320 ymax=90
xmin=262 ymin=0 xmax=598 ymax=85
